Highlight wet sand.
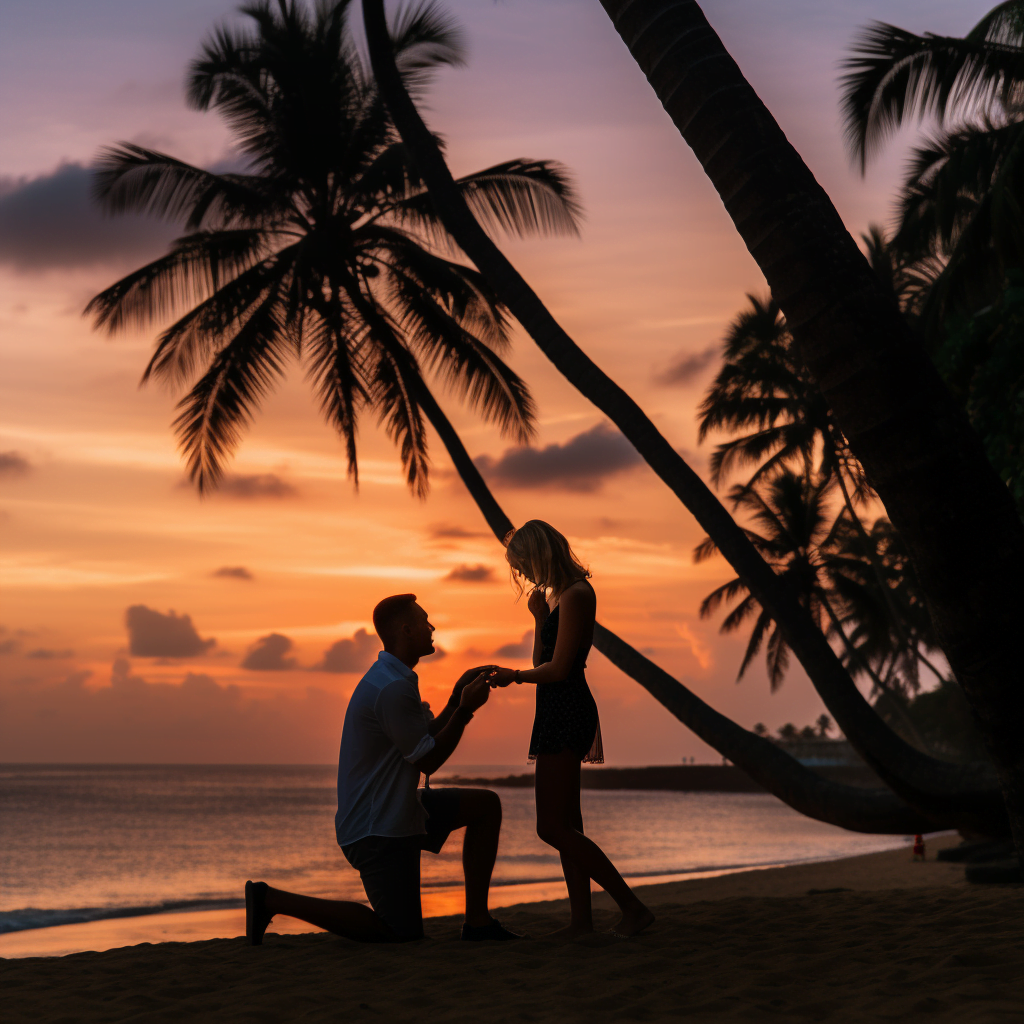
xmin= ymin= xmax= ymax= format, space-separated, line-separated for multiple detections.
xmin=4 ymin=835 xmax=1022 ymax=1023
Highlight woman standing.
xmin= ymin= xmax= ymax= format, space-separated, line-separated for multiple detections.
xmin=491 ymin=520 xmax=654 ymax=938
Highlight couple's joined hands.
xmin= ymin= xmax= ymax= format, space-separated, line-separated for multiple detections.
xmin=453 ymin=665 xmax=497 ymax=714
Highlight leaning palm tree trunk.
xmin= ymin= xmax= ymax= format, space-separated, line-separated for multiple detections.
xmin=417 ymin=382 xmax=945 ymax=834
xmin=361 ymin=0 xmax=1006 ymax=835
xmin=595 ymin=0 xmax=1024 ymax=858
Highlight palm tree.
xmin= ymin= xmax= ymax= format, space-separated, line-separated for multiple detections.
xmin=695 ymin=471 xmax=836 ymax=693
xmin=697 ymin=291 xmax=949 ymax=703
xmin=359 ymin=0 xmax=1007 ymax=835
xmin=841 ymin=3 xmax=1024 ymax=327
xmin=694 ymin=469 xmax=931 ymax=748
xmin=87 ymin=0 xmax=586 ymax=495
xmin=697 ymin=295 xmax=867 ymax=508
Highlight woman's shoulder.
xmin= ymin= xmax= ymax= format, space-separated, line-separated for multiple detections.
xmin=558 ymin=578 xmax=596 ymax=608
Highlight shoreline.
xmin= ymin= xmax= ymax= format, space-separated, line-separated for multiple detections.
xmin=0 ymin=834 xmax=924 ymax=960
xmin=6 ymin=834 xmax=1023 ymax=1023
xmin=445 ymin=763 xmax=885 ymax=791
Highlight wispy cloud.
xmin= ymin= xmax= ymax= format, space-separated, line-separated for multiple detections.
xmin=444 ymin=564 xmax=496 ymax=583
xmin=212 ymin=566 xmax=254 ymax=580
xmin=475 ymin=422 xmax=641 ymax=493
xmin=0 ymin=451 xmax=32 ymax=477
xmin=658 ymin=344 xmax=719 ymax=386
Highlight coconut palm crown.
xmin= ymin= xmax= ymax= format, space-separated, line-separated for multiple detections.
xmin=86 ymin=0 xmax=583 ymax=494
xmin=841 ymin=2 xmax=1024 ymax=322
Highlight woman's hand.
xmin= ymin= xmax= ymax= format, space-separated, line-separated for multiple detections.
xmin=527 ymin=588 xmax=549 ymax=620
xmin=489 ymin=667 xmax=517 ymax=688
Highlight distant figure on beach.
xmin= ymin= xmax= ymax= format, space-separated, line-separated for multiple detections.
xmin=490 ymin=521 xmax=655 ymax=938
xmin=246 ymin=594 xmax=521 ymax=943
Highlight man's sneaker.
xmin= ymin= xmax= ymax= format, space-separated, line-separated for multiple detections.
xmin=461 ymin=917 xmax=524 ymax=941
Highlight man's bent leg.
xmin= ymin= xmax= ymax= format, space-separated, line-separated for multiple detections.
xmin=343 ymin=835 xmax=426 ymax=941
xmin=258 ymin=883 xmax=392 ymax=942
xmin=453 ymin=789 xmax=502 ymax=928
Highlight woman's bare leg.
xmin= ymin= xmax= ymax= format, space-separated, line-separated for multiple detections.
xmin=536 ymin=756 xmax=592 ymax=934
xmin=535 ymin=751 xmax=655 ymax=937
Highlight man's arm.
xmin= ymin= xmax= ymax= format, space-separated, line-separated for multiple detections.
xmin=415 ymin=673 xmax=490 ymax=775
xmin=428 ymin=665 xmax=496 ymax=735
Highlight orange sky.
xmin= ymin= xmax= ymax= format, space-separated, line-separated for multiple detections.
xmin=0 ymin=0 xmax=980 ymax=764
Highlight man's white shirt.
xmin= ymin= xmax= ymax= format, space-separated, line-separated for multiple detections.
xmin=335 ymin=651 xmax=436 ymax=847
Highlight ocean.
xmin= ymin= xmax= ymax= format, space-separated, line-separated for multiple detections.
xmin=0 ymin=764 xmax=912 ymax=956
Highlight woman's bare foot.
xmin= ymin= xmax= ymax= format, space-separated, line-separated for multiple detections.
xmin=245 ymin=880 xmax=274 ymax=946
xmin=611 ymin=903 xmax=655 ymax=938
xmin=545 ymin=922 xmax=595 ymax=940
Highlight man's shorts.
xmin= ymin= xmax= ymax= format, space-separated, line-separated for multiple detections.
xmin=341 ymin=787 xmax=463 ymax=941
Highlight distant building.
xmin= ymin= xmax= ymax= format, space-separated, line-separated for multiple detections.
xmin=776 ymin=737 xmax=865 ymax=768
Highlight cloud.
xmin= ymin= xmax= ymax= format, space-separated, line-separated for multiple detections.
xmin=240 ymin=633 xmax=298 ymax=671
xmin=26 ymin=648 xmax=75 ymax=660
xmin=495 ymin=631 xmax=533 ymax=659
xmin=0 ymin=638 xmax=19 ymax=655
xmin=315 ymin=628 xmax=379 ymax=673
xmin=444 ymin=564 xmax=495 ymax=583
xmin=125 ymin=605 xmax=216 ymax=658
xmin=430 ymin=524 xmax=489 ymax=540
xmin=0 ymin=163 xmax=178 ymax=271
xmin=660 ymin=344 xmax=719 ymax=385
xmin=218 ymin=473 xmax=297 ymax=498
xmin=212 ymin=566 xmax=254 ymax=580
xmin=475 ymin=422 xmax=642 ymax=493
xmin=0 ymin=451 xmax=32 ymax=478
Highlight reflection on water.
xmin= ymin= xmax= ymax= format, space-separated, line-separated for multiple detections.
xmin=1 ymin=764 xmax=908 ymax=939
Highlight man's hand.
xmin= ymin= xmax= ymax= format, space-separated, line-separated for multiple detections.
xmin=421 ymin=700 xmax=434 ymax=721
xmin=459 ymin=672 xmax=491 ymax=713
xmin=527 ymin=588 xmax=549 ymax=620
xmin=453 ymin=665 xmax=496 ymax=697
xmin=488 ymin=667 xmax=517 ymax=688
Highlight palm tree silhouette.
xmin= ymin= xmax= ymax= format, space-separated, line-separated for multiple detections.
xmin=87 ymin=0 xmax=583 ymax=495
xmin=695 ymin=471 xmax=835 ymax=692
xmin=841 ymin=3 xmax=1024 ymax=324
xmin=696 ymin=291 xmax=942 ymax=715
xmin=695 ymin=468 xmax=934 ymax=748
xmin=697 ymin=294 xmax=870 ymax=518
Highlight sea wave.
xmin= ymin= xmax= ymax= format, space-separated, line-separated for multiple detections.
xmin=0 ymin=898 xmax=243 ymax=936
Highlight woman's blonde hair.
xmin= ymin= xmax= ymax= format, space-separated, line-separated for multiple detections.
xmin=504 ymin=520 xmax=590 ymax=602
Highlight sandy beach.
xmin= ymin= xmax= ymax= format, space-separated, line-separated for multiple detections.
xmin=4 ymin=834 xmax=1022 ymax=1023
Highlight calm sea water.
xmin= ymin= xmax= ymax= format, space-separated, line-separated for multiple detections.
xmin=0 ymin=764 xmax=910 ymax=938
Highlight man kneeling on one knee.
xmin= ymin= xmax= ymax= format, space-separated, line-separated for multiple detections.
xmin=245 ymin=594 xmax=521 ymax=943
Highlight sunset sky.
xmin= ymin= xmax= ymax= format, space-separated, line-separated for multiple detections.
xmin=0 ymin=0 xmax=982 ymax=765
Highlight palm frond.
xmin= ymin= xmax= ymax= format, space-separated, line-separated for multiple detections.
xmin=388 ymin=0 xmax=466 ymax=97
xmin=92 ymin=144 xmax=271 ymax=229
xmin=85 ymin=229 xmax=271 ymax=335
xmin=173 ymin=283 xmax=291 ymax=492
xmin=141 ymin=244 xmax=297 ymax=384
xmin=736 ymin=610 xmax=772 ymax=680
xmin=371 ymin=343 xmax=431 ymax=497
xmin=303 ymin=306 xmax=371 ymax=483
xmin=840 ymin=17 xmax=1024 ymax=170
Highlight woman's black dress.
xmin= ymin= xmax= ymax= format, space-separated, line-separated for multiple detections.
xmin=528 ymin=587 xmax=604 ymax=764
